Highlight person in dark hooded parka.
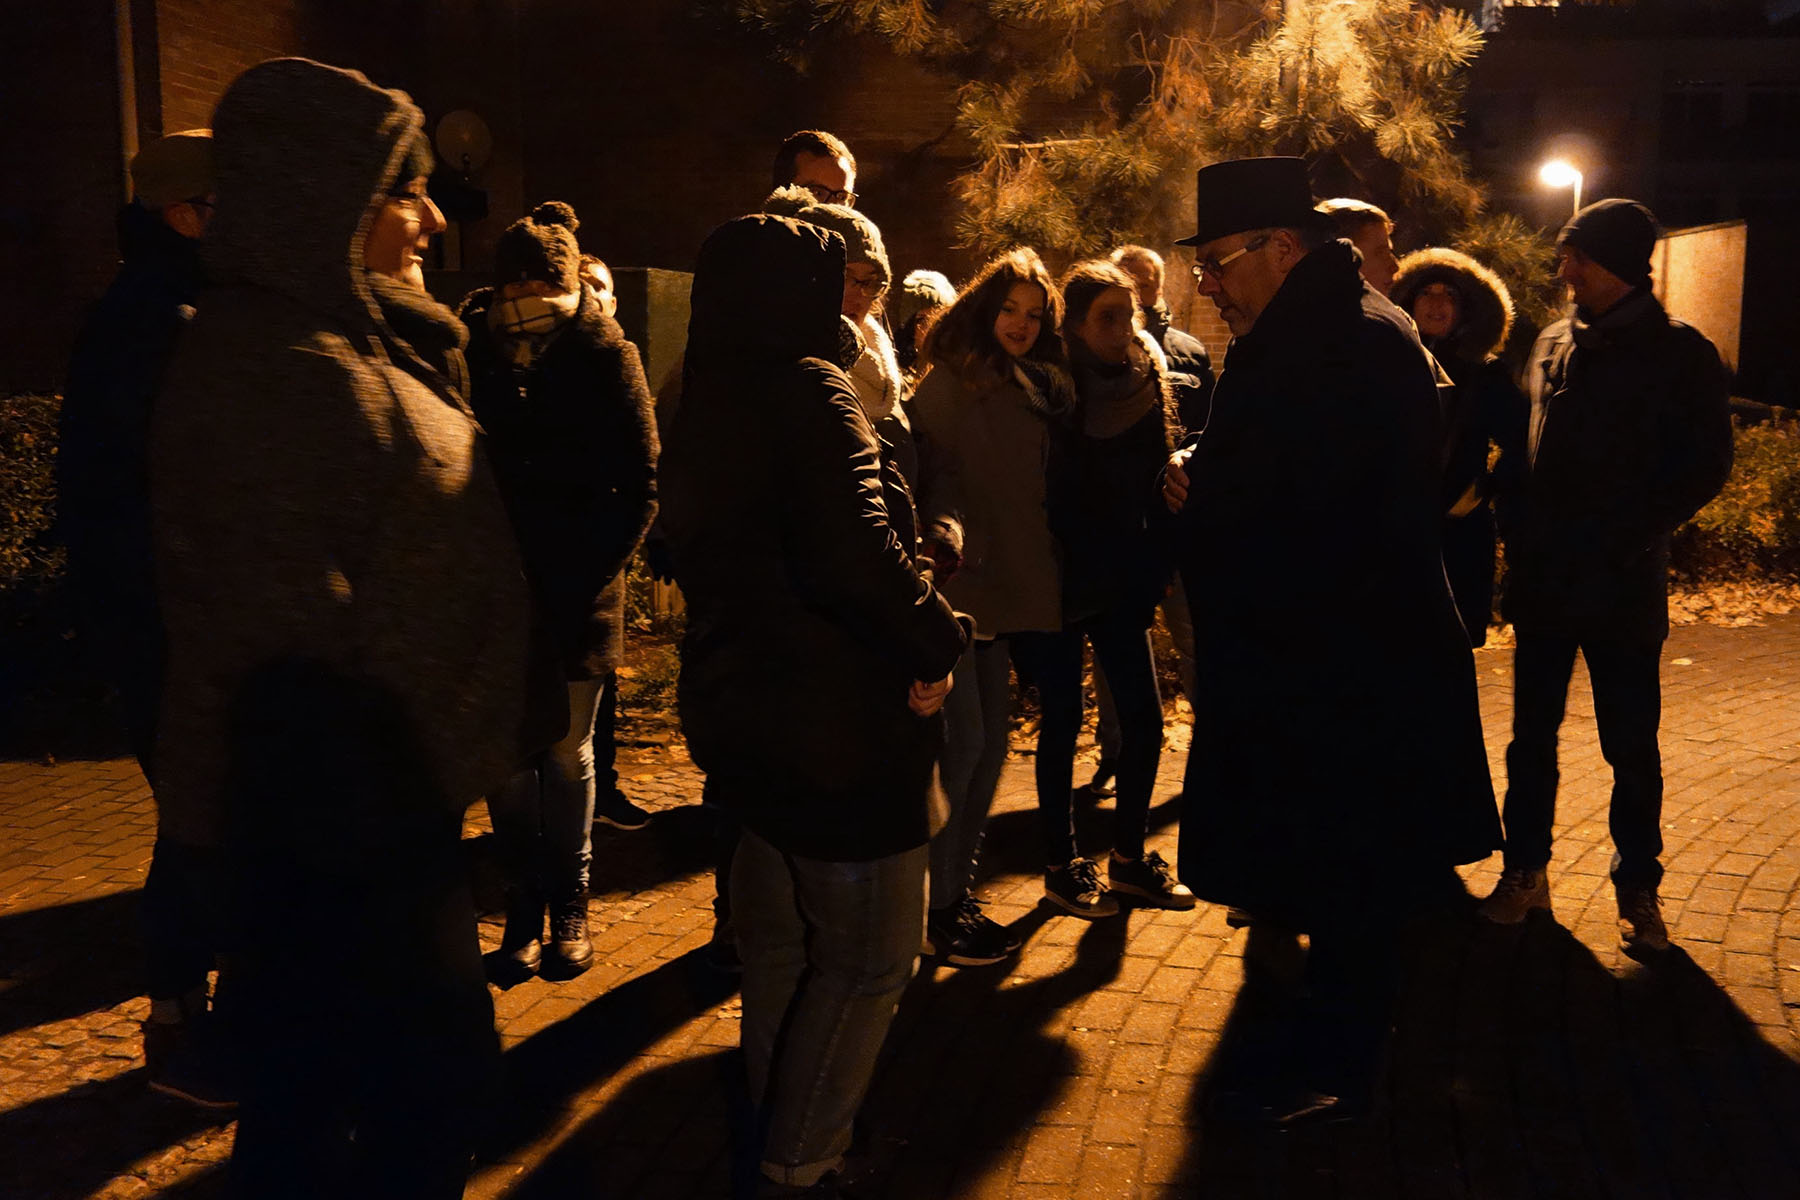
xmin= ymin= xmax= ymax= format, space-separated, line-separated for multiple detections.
xmin=1390 ymin=246 xmax=1528 ymax=648
xmin=150 ymin=57 xmax=560 ymax=1196
xmin=660 ymin=214 xmax=968 ymax=1196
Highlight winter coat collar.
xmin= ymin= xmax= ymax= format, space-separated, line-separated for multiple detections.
xmin=1228 ymin=238 xmax=1372 ymax=363
xmin=116 ymin=201 xmax=204 ymax=300
xmin=1570 ymin=288 xmax=1662 ymax=350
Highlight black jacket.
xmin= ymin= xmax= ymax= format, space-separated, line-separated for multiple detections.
xmin=58 ymin=203 xmax=203 ymax=662
xmin=1500 ymin=291 xmax=1733 ymax=644
xmin=1163 ymin=240 xmax=1499 ymax=924
xmin=660 ymin=215 xmax=968 ymax=862
xmin=1144 ymin=306 xmax=1214 ymax=436
xmin=1056 ymin=338 xmax=1178 ymax=626
xmin=460 ymin=288 xmax=659 ymax=678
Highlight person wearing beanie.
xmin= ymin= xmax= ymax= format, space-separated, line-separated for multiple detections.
xmin=761 ymin=185 xmax=916 ymax=486
xmin=457 ymin=202 xmax=660 ymax=981
xmin=888 ymin=268 xmax=956 ymax=383
xmin=1390 ymin=246 xmax=1528 ymax=648
xmin=58 ymin=127 xmax=228 ymax=1109
xmin=1479 ymin=197 xmax=1734 ymax=960
xmin=150 ymin=58 xmax=563 ymax=1192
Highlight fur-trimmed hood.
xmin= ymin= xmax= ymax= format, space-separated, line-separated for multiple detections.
xmin=1391 ymin=246 xmax=1514 ymax=364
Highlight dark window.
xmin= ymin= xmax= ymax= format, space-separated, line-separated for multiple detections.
xmin=1743 ymin=84 xmax=1800 ymax=159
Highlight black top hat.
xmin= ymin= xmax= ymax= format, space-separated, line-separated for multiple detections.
xmin=1176 ymin=156 xmax=1333 ymax=248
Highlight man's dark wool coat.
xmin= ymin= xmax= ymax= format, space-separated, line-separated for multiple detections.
xmin=1165 ymin=239 xmax=1501 ymax=926
xmin=660 ymin=214 xmax=968 ymax=863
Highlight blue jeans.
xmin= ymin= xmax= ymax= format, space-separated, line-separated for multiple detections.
xmin=487 ymin=678 xmax=604 ymax=896
xmin=733 ymin=830 xmax=927 ymax=1187
xmin=928 ymin=638 xmax=1013 ymax=910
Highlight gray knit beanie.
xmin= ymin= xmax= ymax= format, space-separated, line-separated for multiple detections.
xmin=1559 ymin=198 xmax=1659 ymax=291
xmin=762 ymin=184 xmax=889 ymax=286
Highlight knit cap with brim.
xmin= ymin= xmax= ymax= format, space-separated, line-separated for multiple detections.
xmin=1558 ymin=198 xmax=1659 ymax=291
xmin=131 ymin=129 xmax=214 ymax=208
xmin=761 ymin=184 xmax=889 ymax=286
xmin=888 ymin=269 xmax=957 ymax=338
xmin=496 ymin=200 xmax=582 ymax=292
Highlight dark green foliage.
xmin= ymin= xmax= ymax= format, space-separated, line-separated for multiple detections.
xmin=1674 ymin=419 xmax=1800 ymax=579
xmin=1 ymin=392 xmax=63 ymax=588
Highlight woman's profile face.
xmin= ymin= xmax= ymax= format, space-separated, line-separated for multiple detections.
xmin=1413 ymin=281 xmax=1460 ymax=340
xmin=1069 ymin=285 xmax=1137 ymax=364
xmin=992 ymin=281 xmax=1046 ymax=359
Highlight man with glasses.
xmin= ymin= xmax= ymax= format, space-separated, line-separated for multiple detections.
xmin=772 ymin=129 xmax=857 ymax=207
xmin=1158 ymin=157 xmax=1499 ymax=1124
xmin=58 ymin=128 xmax=237 ymax=1110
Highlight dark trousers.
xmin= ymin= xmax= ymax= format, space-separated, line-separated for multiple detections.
xmin=1011 ymin=609 xmax=1163 ymax=865
xmin=1502 ymin=630 xmax=1665 ymax=887
xmin=142 ymin=840 xmax=228 ymax=1003
xmin=224 ymin=665 xmax=496 ymax=1199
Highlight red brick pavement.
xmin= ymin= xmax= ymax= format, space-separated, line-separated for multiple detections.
xmin=3 ymin=617 xmax=1800 ymax=1198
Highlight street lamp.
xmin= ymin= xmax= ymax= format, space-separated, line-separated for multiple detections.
xmin=1539 ymin=158 xmax=1584 ymax=217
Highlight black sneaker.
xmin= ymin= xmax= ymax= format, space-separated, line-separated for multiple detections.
xmin=143 ymin=1015 xmax=238 ymax=1110
xmin=1108 ymin=850 xmax=1196 ymax=910
xmin=546 ymin=894 xmax=593 ymax=975
xmin=1044 ymin=858 xmax=1120 ymax=919
xmin=924 ymin=894 xmax=1019 ymax=966
xmin=595 ymin=790 xmax=652 ymax=831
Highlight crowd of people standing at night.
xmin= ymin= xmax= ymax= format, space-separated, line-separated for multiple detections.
xmin=52 ymin=52 xmax=1736 ymax=1200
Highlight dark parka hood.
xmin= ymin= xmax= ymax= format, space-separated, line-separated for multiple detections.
xmin=1391 ymin=247 xmax=1514 ymax=365
xmin=686 ymin=214 xmax=844 ymax=367
xmin=205 ymin=58 xmax=428 ymax=343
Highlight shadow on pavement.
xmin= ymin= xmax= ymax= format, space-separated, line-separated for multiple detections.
xmin=0 ymin=889 xmax=143 ymax=1038
xmin=1174 ymin=909 xmax=1800 ymax=1198
xmin=479 ymin=948 xmax=739 ymax=1173
xmin=0 ymin=1072 xmax=233 ymax=1200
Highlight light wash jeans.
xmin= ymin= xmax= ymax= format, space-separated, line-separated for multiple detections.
xmin=487 ymin=678 xmax=604 ymax=896
xmin=927 ymin=637 xmax=1013 ymax=911
xmin=733 ymin=829 xmax=927 ymax=1187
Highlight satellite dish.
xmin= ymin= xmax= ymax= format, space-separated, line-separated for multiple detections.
xmin=435 ymin=110 xmax=493 ymax=176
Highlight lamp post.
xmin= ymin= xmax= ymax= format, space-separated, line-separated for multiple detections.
xmin=1539 ymin=158 xmax=1584 ymax=217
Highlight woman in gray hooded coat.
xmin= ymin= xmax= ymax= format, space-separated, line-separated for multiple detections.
xmin=151 ymin=57 xmax=560 ymax=1196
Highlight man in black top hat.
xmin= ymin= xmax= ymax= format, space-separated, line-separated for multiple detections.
xmin=1478 ymin=199 xmax=1732 ymax=956
xmin=1159 ymin=157 xmax=1500 ymax=1123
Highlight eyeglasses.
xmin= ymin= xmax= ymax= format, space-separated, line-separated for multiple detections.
xmin=845 ymin=273 xmax=887 ymax=297
xmin=802 ymin=182 xmax=857 ymax=207
xmin=1190 ymin=234 xmax=1270 ymax=282
xmin=383 ymin=188 xmax=433 ymax=215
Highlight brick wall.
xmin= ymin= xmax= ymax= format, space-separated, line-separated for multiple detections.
xmin=1 ymin=8 xmax=129 ymax=392
xmin=154 ymin=0 xmax=304 ymax=132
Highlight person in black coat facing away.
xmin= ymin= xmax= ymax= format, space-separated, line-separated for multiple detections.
xmin=661 ymin=213 xmax=968 ymax=1198
xmin=1160 ymin=158 xmax=1500 ymax=1123
xmin=1477 ymin=199 xmax=1733 ymax=957
xmin=459 ymin=201 xmax=659 ymax=977
xmin=58 ymin=129 xmax=237 ymax=1108
xmin=1390 ymin=246 xmax=1530 ymax=648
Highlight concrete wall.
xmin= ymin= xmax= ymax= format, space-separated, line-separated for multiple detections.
xmin=1655 ymin=220 xmax=1746 ymax=370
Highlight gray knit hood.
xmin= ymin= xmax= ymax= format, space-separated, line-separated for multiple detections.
xmin=206 ymin=58 xmax=432 ymax=340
